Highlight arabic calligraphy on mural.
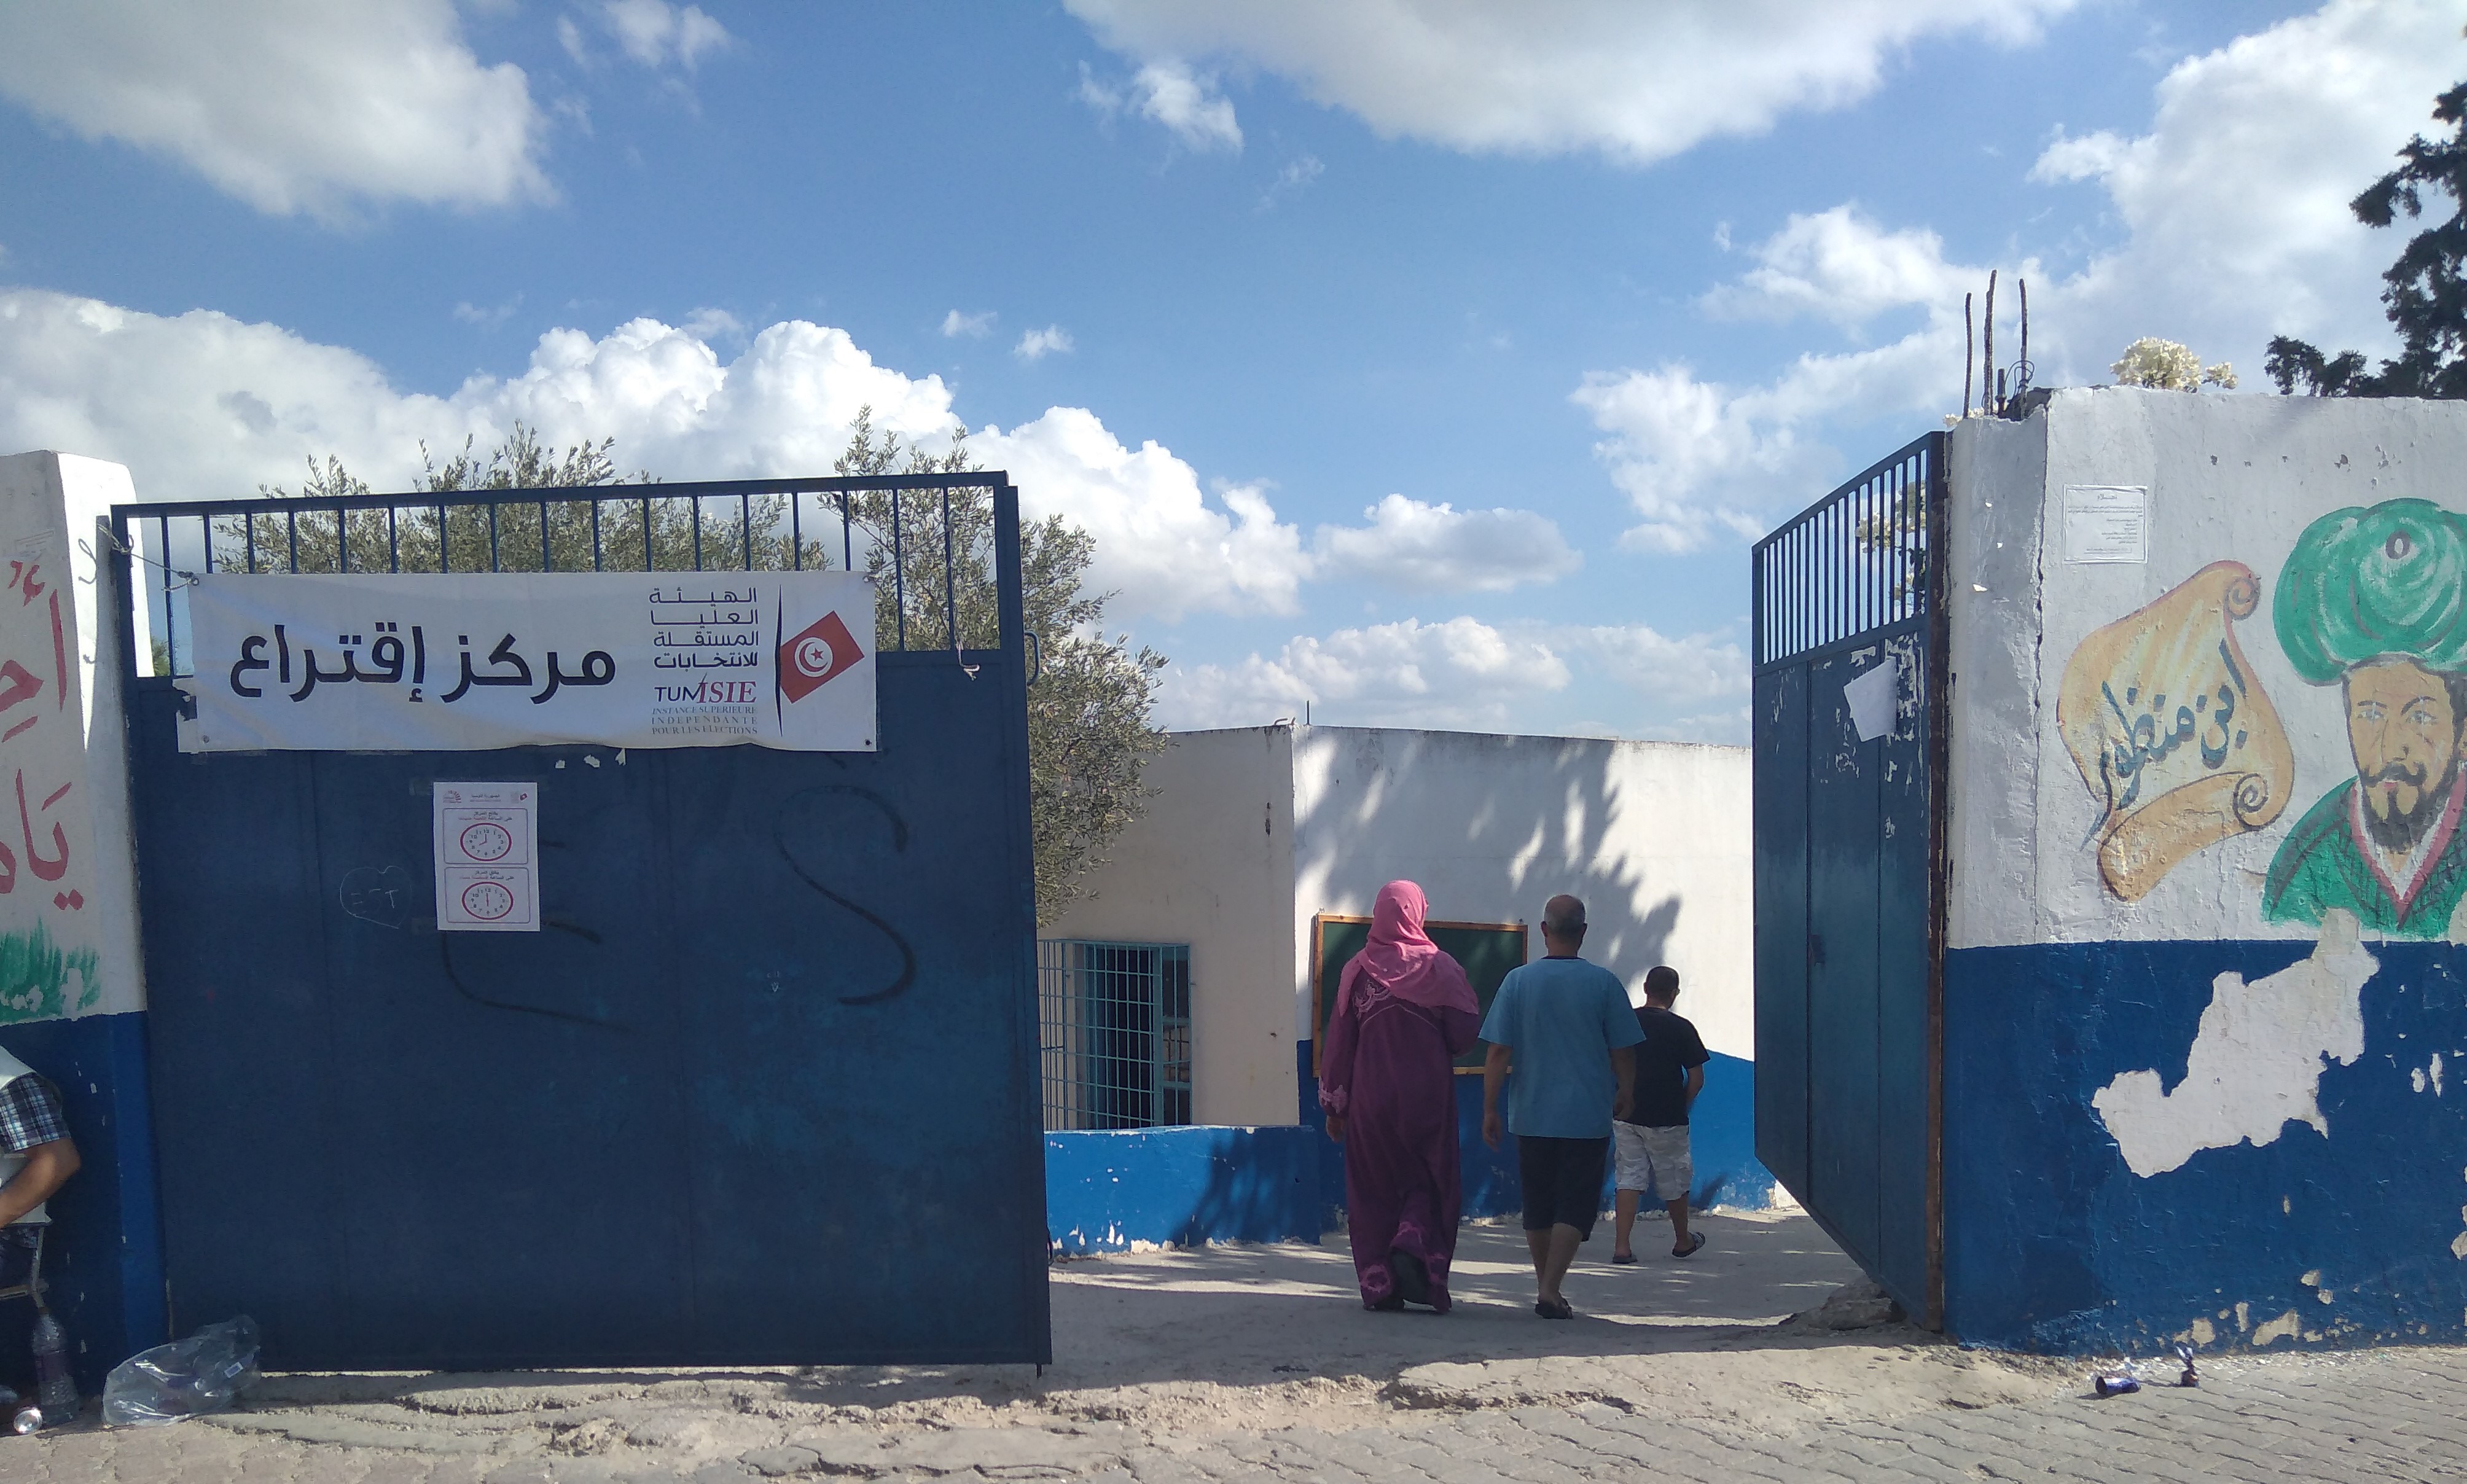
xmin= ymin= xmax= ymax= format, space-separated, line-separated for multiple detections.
xmin=2057 ymin=561 xmax=2296 ymax=900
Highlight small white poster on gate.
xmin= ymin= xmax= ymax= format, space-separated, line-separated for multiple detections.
xmin=434 ymin=781 xmax=539 ymax=932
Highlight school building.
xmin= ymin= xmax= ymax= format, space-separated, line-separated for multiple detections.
xmin=1038 ymin=722 xmax=1775 ymax=1252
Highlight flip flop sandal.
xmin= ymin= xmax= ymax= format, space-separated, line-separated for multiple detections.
xmin=1610 ymin=1252 xmax=1638 ymax=1265
xmin=1534 ymin=1298 xmax=1576 ymax=1319
xmin=1673 ymin=1232 xmax=1707 ymax=1259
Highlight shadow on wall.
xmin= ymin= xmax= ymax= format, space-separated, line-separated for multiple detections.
xmin=1045 ymin=1126 xmax=1320 ymax=1256
xmin=1293 ymin=728 xmax=1697 ymax=985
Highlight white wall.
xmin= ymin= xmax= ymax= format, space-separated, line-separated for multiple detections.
xmin=0 ymin=451 xmax=147 ymax=1019
xmin=1947 ymin=389 xmax=2467 ymax=950
xmin=1290 ymin=726 xmax=1755 ymax=1058
xmin=1041 ymin=725 xmax=1298 ymax=1125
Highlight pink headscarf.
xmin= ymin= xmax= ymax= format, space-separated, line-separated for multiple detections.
xmin=1335 ymin=881 xmax=1479 ymax=1018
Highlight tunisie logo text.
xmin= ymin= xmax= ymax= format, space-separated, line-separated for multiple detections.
xmin=778 ymin=611 xmax=865 ymax=703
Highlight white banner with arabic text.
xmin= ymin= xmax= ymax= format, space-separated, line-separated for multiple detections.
xmin=183 ymin=572 xmax=877 ymax=752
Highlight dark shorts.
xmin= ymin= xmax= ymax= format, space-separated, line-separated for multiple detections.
xmin=1517 ymin=1134 xmax=1609 ymax=1236
xmin=0 ymin=1227 xmax=32 ymax=1292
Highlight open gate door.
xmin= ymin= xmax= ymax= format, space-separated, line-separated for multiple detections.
xmin=1751 ymin=436 xmax=1947 ymax=1327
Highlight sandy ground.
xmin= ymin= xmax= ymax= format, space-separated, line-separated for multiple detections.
xmin=123 ymin=1212 xmax=2082 ymax=1477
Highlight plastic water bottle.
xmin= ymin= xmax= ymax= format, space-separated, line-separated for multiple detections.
xmin=30 ymin=1311 xmax=73 ymax=1416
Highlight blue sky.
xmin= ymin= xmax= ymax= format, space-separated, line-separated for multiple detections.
xmin=0 ymin=1 xmax=2455 ymax=738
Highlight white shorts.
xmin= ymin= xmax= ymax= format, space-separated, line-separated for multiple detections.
xmin=1613 ymin=1121 xmax=1692 ymax=1201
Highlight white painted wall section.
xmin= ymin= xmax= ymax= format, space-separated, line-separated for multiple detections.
xmin=1289 ymin=726 xmax=1754 ymax=1059
xmin=1042 ymin=725 xmax=1297 ymax=1126
xmin=0 ymin=450 xmax=149 ymax=1018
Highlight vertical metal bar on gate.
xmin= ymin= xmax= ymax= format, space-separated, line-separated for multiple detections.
xmin=940 ymin=488 xmax=958 ymax=650
xmin=897 ymin=490 xmax=917 ymax=646
xmin=1920 ymin=435 xmax=1951 ymax=1330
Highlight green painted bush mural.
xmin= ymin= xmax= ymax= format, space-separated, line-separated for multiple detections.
xmin=0 ymin=923 xmax=100 ymax=1022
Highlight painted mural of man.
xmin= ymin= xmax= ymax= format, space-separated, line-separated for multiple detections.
xmin=2265 ymin=498 xmax=2467 ymax=937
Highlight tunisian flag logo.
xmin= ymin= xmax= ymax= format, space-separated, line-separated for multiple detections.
xmin=778 ymin=611 xmax=865 ymax=702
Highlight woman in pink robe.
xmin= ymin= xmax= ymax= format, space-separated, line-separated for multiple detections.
xmin=1319 ymin=881 xmax=1482 ymax=1312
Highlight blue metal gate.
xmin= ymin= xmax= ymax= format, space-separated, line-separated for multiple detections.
xmin=1751 ymin=434 xmax=1946 ymax=1326
xmin=111 ymin=476 xmax=1049 ymax=1369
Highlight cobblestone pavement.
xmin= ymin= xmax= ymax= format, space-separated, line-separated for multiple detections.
xmin=1 ymin=1217 xmax=2458 ymax=1482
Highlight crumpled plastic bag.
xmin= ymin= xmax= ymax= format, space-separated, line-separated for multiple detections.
xmin=100 ymin=1316 xmax=260 ymax=1426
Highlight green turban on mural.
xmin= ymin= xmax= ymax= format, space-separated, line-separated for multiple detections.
xmin=2275 ymin=497 xmax=2467 ymax=684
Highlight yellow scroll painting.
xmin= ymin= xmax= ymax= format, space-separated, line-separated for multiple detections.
xmin=2057 ymin=561 xmax=2296 ymax=900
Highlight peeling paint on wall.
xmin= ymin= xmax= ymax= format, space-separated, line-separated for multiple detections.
xmin=2091 ymin=911 xmax=2374 ymax=1177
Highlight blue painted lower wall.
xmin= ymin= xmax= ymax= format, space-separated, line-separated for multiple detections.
xmin=1944 ymin=940 xmax=2467 ymax=1353
xmin=0 ymin=1010 xmax=165 ymax=1394
xmin=1043 ymin=1042 xmax=1778 ymax=1252
xmin=1046 ymin=1125 xmax=1321 ymax=1254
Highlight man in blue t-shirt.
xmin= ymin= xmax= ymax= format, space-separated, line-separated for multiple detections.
xmin=1480 ymin=894 xmax=1643 ymax=1319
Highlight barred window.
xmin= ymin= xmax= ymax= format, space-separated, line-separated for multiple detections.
xmin=1038 ymin=941 xmax=1192 ymax=1130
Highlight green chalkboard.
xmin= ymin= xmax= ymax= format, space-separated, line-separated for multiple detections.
xmin=1312 ymin=915 xmax=1528 ymax=1074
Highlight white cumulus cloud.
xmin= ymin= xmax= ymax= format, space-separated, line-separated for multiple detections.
xmin=1065 ymin=0 xmax=2073 ymax=165
xmin=0 ymin=0 xmax=549 ymax=219
xmin=1079 ymin=57 xmax=1244 ymax=151
xmin=1163 ymin=617 xmax=1571 ymax=731
xmin=1702 ymin=206 xmax=1972 ymax=330
xmin=1161 ymin=614 xmax=1748 ymax=736
xmin=596 ymin=0 xmax=731 ymax=71
xmin=0 ymin=289 xmax=1316 ymax=625
xmin=979 ymin=410 xmax=1311 ymax=620
xmin=941 ymin=310 xmax=996 ymax=338
xmin=1573 ymin=0 xmax=2458 ymax=556
xmin=1312 ymin=494 xmax=1579 ymax=593
xmin=2020 ymin=0 xmax=2461 ymax=383
xmin=1015 ymin=326 xmax=1076 ymax=361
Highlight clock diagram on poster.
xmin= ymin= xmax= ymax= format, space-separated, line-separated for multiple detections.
xmin=433 ymin=783 xmax=538 ymax=932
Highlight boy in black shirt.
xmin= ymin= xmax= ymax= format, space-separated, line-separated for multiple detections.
xmin=1610 ymin=966 xmax=1710 ymax=1261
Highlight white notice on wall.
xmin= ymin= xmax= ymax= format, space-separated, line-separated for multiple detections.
xmin=434 ymin=781 xmax=539 ymax=932
xmin=2063 ymin=485 xmax=2151 ymax=564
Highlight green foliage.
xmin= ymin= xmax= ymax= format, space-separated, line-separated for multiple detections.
xmin=229 ymin=424 xmax=827 ymax=574
xmin=2269 ymin=81 xmax=2467 ymax=398
xmin=252 ymin=415 xmax=1165 ymax=924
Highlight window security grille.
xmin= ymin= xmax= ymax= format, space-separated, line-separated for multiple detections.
xmin=1038 ymin=941 xmax=1191 ymax=1130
